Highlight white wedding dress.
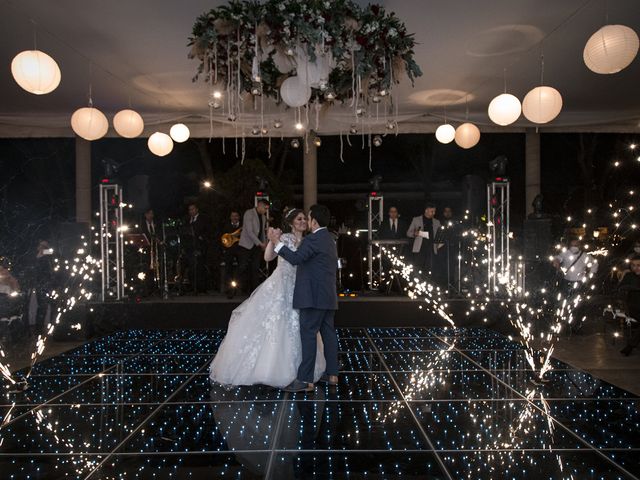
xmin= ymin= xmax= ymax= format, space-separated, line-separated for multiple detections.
xmin=209 ymin=233 xmax=326 ymax=388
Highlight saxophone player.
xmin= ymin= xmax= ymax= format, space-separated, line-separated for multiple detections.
xmin=221 ymin=210 xmax=242 ymax=298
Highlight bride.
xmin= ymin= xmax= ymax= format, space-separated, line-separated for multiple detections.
xmin=209 ymin=208 xmax=326 ymax=388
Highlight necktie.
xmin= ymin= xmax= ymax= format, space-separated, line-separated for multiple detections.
xmin=392 ymin=220 xmax=396 ymax=234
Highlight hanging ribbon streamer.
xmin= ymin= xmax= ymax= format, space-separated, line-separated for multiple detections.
xmin=241 ymin=129 xmax=246 ymax=164
xmin=368 ymin=128 xmax=372 ymax=172
xmin=339 ymin=130 xmax=345 ymax=163
xmin=268 ymin=136 xmax=271 ymax=158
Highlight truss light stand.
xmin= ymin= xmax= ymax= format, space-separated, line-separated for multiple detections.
xmin=367 ymin=192 xmax=384 ymax=290
xmin=486 ymin=178 xmax=510 ymax=294
xmin=99 ymin=183 xmax=125 ymax=301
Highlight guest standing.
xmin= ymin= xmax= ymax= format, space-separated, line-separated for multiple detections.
xmin=407 ymin=203 xmax=442 ymax=280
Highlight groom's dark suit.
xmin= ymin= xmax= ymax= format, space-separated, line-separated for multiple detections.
xmin=277 ymin=228 xmax=339 ymax=383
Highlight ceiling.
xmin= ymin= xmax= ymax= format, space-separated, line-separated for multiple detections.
xmin=1 ymin=0 xmax=639 ymax=137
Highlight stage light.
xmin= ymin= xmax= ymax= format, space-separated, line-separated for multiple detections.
xmin=213 ymin=90 xmax=222 ymax=99
xmin=295 ymin=122 xmax=304 ymax=131
xmin=314 ymin=135 xmax=322 ymax=147
xmin=203 ymin=181 xmax=212 ymax=188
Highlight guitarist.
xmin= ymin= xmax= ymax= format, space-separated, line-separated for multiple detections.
xmin=221 ymin=211 xmax=242 ymax=298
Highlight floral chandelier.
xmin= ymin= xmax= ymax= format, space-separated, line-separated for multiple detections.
xmin=188 ymin=0 xmax=422 ymax=135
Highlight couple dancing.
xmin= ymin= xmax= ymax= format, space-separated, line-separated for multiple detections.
xmin=209 ymin=204 xmax=339 ymax=392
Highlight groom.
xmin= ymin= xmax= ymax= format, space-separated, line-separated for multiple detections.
xmin=268 ymin=204 xmax=339 ymax=392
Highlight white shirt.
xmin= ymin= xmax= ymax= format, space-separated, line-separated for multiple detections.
xmin=389 ymin=218 xmax=398 ymax=232
xmin=274 ymin=227 xmax=326 ymax=253
xmin=555 ymin=249 xmax=598 ymax=282
xmin=190 ymin=214 xmax=199 ymax=224
xmin=146 ymin=221 xmax=155 ymax=234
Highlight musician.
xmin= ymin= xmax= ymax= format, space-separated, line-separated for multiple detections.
xmin=183 ymin=202 xmax=211 ymax=294
xmin=238 ymin=199 xmax=269 ymax=293
xmin=378 ymin=206 xmax=406 ymax=240
xmin=221 ymin=211 xmax=242 ymax=298
xmin=141 ymin=208 xmax=164 ymax=295
xmin=407 ymin=203 xmax=442 ymax=279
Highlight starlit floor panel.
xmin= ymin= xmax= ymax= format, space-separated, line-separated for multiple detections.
xmin=1 ymin=327 xmax=638 ymax=479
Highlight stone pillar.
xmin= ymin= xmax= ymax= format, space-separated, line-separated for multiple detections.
xmin=525 ymin=129 xmax=541 ymax=216
xmin=75 ymin=137 xmax=91 ymax=224
xmin=303 ymin=133 xmax=318 ymax=211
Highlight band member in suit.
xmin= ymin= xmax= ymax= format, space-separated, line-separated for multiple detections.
xmin=407 ymin=203 xmax=442 ymax=279
xmin=238 ymin=199 xmax=269 ymax=293
xmin=221 ymin=210 xmax=242 ymax=298
xmin=183 ymin=202 xmax=211 ymax=293
xmin=378 ymin=206 xmax=406 ymax=240
xmin=141 ymin=208 xmax=164 ymax=295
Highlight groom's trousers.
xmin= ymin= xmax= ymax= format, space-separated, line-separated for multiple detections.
xmin=297 ymin=308 xmax=339 ymax=383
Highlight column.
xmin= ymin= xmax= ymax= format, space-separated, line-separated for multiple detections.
xmin=303 ymin=132 xmax=318 ymax=211
xmin=75 ymin=136 xmax=91 ymax=224
xmin=525 ymin=129 xmax=540 ymax=216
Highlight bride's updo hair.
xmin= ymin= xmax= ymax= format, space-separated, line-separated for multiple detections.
xmin=283 ymin=208 xmax=304 ymax=233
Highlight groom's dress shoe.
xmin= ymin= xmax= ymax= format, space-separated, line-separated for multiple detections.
xmin=318 ymin=374 xmax=338 ymax=386
xmin=283 ymin=379 xmax=314 ymax=392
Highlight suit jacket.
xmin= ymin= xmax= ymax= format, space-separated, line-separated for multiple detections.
xmin=141 ymin=220 xmax=163 ymax=243
xmin=186 ymin=214 xmax=212 ymax=247
xmin=407 ymin=215 xmax=441 ymax=254
xmin=378 ymin=217 xmax=407 ymax=240
xmin=239 ymin=208 xmax=267 ymax=250
xmin=277 ymin=228 xmax=338 ymax=310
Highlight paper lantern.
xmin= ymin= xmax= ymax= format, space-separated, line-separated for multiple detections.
xmin=147 ymin=132 xmax=173 ymax=156
xmin=583 ymin=24 xmax=639 ymax=74
xmin=71 ymin=107 xmax=109 ymax=141
xmin=435 ymin=123 xmax=456 ymax=144
xmin=488 ymin=93 xmax=521 ymax=126
xmin=522 ymin=86 xmax=563 ymax=124
xmin=454 ymin=123 xmax=481 ymax=149
xmin=280 ymin=76 xmax=311 ymax=108
xmin=113 ymin=109 xmax=144 ymax=138
xmin=170 ymin=123 xmax=190 ymax=143
xmin=11 ymin=50 xmax=61 ymax=95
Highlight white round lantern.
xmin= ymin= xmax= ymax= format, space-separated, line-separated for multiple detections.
xmin=147 ymin=132 xmax=173 ymax=156
xmin=113 ymin=109 xmax=144 ymax=138
xmin=280 ymin=76 xmax=311 ymax=108
xmin=522 ymin=86 xmax=563 ymax=124
xmin=71 ymin=107 xmax=109 ymax=141
xmin=454 ymin=123 xmax=481 ymax=149
xmin=435 ymin=123 xmax=456 ymax=144
xmin=583 ymin=24 xmax=639 ymax=74
xmin=488 ymin=93 xmax=521 ymax=126
xmin=11 ymin=50 xmax=61 ymax=95
xmin=170 ymin=123 xmax=190 ymax=143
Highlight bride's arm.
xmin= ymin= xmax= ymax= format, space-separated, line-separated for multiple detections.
xmin=264 ymin=240 xmax=277 ymax=262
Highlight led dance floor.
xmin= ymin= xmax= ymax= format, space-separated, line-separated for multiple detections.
xmin=1 ymin=327 xmax=638 ymax=479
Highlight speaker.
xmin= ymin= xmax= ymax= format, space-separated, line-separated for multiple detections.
xmin=524 ymin=218 xmax=552 ymax=261
xmin=51 ymin=222 xmax=90 ymax=258
xmin=127 ymin=175 xmax=150 ymax=213
xmin=461 ymin=174 xmax=485 ymax=219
